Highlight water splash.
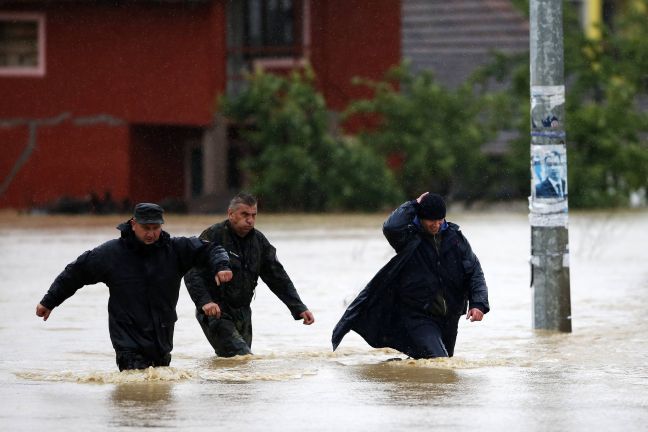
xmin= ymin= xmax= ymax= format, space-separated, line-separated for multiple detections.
xmin=198 ymin=369 xmax=318 ymax=382
xmin=16 ymin=366 xmax=194 ymax=384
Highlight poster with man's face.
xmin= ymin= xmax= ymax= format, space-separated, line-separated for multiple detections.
xmin=532 ymin=145 xmax=567 ymax=200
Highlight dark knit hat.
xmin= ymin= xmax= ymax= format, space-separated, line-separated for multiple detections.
xmin=133 ymin=203 xmax=165 ymax=224
xmin=417 ymin=193 xmax=446 ymax=220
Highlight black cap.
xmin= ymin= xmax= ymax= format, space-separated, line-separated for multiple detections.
xmin=133 ymin=203 xmax=165 ymax=224
xmin=418 ymin=193 xmax=446 ymax=220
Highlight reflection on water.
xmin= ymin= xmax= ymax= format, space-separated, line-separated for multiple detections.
xmin=350 ymin=362 xmax=461 ymax=404
xmin=357 ymin=360 xmax=460 ymax=384
xmin=110 ymin=382 xmax=176 ymax=429
xmin=111 ymin=382 xmax=173 ymax=403
xmin=1 ymin=211 xmax=647 ymax=431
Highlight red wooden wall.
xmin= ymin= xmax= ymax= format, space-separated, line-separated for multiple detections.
xmin=0 ymin=1 xmax=227 ymax=209
xmin=0 ymin=1 xmax=226 ymax=123
xmin=0 ymin=0 xmax=400 ymax=210
xmin=310 ymin=0 xmax=401 ymax=111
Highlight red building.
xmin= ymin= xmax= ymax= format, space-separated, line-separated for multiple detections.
xmin=0 ymin=0 xmax=400 ymax=211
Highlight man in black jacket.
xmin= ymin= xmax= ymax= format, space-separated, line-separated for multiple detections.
xmin=35 ymin=203 xmax=232 ymax=370
xmin=332 ymin=192 xmax=489 ymax=359
xmin=184 ymin=192 xmax=314 ymax=357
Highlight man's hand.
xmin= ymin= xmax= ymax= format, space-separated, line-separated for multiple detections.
xmin=36 ymin=303 xmax=51 ymax=321
xmin=215 ymin=270 xmax=233 ymax=286
xmin=416 ymin=192 xmax=429 ymax=204
xmin=300 ymin=310 xmax=315 ymax=325
xmin=202 ymin=302 xmax=221 ymax=318
xmin=466 ymin=308 xmax=484 ymax=322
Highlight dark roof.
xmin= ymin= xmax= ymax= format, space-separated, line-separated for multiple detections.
xmin=402 ymin=0 xmax=529 ymax=87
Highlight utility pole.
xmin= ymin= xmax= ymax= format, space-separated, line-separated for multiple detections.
xmin=529 ymin=0 xmax=572 ymax=332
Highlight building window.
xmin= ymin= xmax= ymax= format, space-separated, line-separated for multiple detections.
xmin=243 ymin=0 xmax=300 ymax=58
xmin=0 ymin=13 xmax=45 ymax=76
xmin=227 ymin=0 xmax=309 ymax=94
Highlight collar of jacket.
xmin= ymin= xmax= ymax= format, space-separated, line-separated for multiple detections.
xmin=414 ymin=220 xmax=463 ymax=256
xmin=224 ymin=219 xmax=256 ymax=239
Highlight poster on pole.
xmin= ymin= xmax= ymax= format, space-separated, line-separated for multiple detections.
xmin=529 ymin=144 xmax=568 ymax=227
xmin=530 ymin=85 xmax=565 ymax=145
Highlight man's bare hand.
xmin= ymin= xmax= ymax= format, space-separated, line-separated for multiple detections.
xmin=202 ymin=302 xmax=221 ymax=318
xmin=215 ymin=270 xmax=233 ymax=286
xmin=466 ymin=308 xmax=484 ymax=322
xmin=300 ymin=310 xmax=315 ymax=325
xmin=36 ymin=303 xmax=51 ymax=321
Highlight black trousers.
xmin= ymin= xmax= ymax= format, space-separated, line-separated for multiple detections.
xmin=195 ymin=305 xmax=253 ymax=357
xmin=115 ymin=351 xmax=171 ymax=371
xmin=401 ymin=312 xmax=461 ymax=359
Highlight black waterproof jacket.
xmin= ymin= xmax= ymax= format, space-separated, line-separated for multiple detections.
xmin=331 ymin=200 xmax=489 ymax=353
xmin=184 ymin=220 xmax=308 ymax=319
xmin=40 ymin=222 xmax=230 ymax=358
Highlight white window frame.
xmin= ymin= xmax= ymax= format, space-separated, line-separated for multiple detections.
xmin=0 ymin=12 xmax=46 ymax=77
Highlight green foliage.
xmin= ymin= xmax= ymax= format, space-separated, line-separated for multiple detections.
xmin=219 ymin=67 xmax=403 ymax=212
xmin=344 ymin=63 xmax=502 ymax=201
xmin=564 ymin=3 xmax=648 ymax=207
xmin=217 ymin=3 xmax=648 ymax=210
xmin=483 ymin=1 xmax=648 ymax=207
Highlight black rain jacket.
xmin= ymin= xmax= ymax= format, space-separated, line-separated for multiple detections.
xmin=331 ymin=200 xmax=489 ymax=353
xmin=184 ymin=220 xmax=308 ymax=319
xmin=40 ymin=221 xmax=230 ymax=358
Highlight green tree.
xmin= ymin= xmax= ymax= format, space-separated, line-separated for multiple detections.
xmin=344 ymin=63 xmax=504 ymax=202
xmin=219 ymin=67 xmax=402 ymax=211
xmin=479 ymin=1 xmax=648 ymax=207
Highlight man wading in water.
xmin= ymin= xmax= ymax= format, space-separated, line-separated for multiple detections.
xmin=35 ymin=203 xmax=232 ymax=370
xmin=184 ymin=192 xmax=314 ymax=357
xmin=332 ymin=192 xmax=489 ymax=358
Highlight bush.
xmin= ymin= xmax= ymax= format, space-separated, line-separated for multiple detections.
xmin=324 ymin=137 xmax=403 ymax=211
xmin=479 ymin=1 xmax=648 ymax=207
xmin=344 ymin=63 xmax=502 ymax=202
xmin=219 ymin=67 xmax=402 ymax=211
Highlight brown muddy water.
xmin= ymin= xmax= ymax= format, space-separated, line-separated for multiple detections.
xmin=0 ymin=210 xmax=646 ymax=431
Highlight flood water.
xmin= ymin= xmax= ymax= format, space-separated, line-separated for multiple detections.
xmin=1 ymin=209 xmax=647 ymax=431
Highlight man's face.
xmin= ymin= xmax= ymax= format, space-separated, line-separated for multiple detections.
xmin=421 ymin=218 xmax=445 ymax=235
xmin=130 ymin=220 xmax=162 ymax=245
xmin=546 ymin=154 xmax=562 ymax=181
xmin=228 ymin=204 xmax=257 ymax=237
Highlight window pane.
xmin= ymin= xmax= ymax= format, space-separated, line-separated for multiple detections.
xmin=0 ymin=20 xmax=38 ymax=67
xmin=246 ymin=0 xmax=263 ymax=46
xmin=282 ymin=0 xmax=294 ymax=44
xmin=265 ymin=0 xmax=293 ymax=46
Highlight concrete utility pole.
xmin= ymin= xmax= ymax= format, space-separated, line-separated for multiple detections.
xmin=529 ymin=0 xmax=572 ymax=332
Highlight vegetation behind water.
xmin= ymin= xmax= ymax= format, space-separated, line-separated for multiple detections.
xmin=219 ymin=2 xmax=648 ymax=211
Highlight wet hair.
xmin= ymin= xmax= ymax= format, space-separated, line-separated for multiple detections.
xmin=228 ymin=192 xmax=257 ymax=211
